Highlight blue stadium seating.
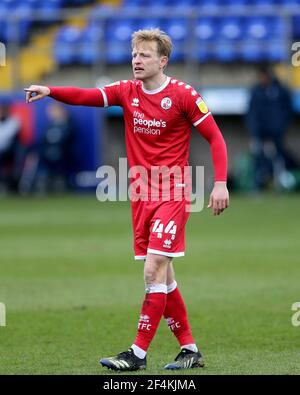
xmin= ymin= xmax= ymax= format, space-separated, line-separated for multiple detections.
xmin=219 ymin=17 xmax=243 ymax=41
xmin=195 ymin=17 xmax=218 ymax=42
xmin=38 ymin=0 xmax=64 ymax=24
xmin=46 ymin=0 xmax=300 ymax=65
xmin=239 ymin=42 xmax=265 ymax=62
xmin=132 ymin=17 xmax=161 ymax=32
xmin=279 ymin=0 xmax=300 ymax=9
xmin=251 ymin=0 xmax=276 ymax=8
xmin=53 ymin=26 xmax=82 ymax=65
xmin=104 ymin=18 xmax=133 ymax=63
xmin=0 ymin=0 xmax=95 ymax=43
xmin=244 ymin=16 xmax=272 ymax=40
xmin=265 ymin=41 xmax=288 ymax=62
xmin=223 ymin=0 xmax=249 ymax=8
xmin=78 ymin=25 xmax=104 ymax=65
xmin=161 ymin=18 xmax=188 ymax=61
xmin=0 ymin=0 xmax=33 ymax=43
xmin=196 ymin=0 xmax=222 ymax=9
xmin=215 ymin=41 xmax=239 ymax=62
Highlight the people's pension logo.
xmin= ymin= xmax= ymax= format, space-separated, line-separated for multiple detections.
xmin=291 ymin=302 xmax=300 ymax=327
xmin=133 ymin=111 xmax=166 ymax=136
xmin=291 ymin=42 xmax=300 ymax=67
xmin=0 ymin=302 xmax=6 ymax=326
xmin=0 ymin=42 xmax=6 ymax=67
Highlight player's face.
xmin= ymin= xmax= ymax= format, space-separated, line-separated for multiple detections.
xmin=132 ymin=41 xmax=167 ymax=81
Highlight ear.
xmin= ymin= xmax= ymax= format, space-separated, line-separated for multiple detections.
xmin=160 ymin=56 xmax=168 ymax=69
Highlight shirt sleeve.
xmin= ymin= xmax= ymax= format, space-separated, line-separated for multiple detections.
xmin=182 ymin=87 xmax=212 ymax=127
xmin=102 ymin=80 xmax=129 ymax=107
xmin=195 ymin=115 xmax=228 ymax=181
xmin=181 ymin=87 xmax=227 ymax=181
xmin=48 ymin=86 xmax=105 ymax=106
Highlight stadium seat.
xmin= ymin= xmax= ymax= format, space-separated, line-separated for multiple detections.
xmin=196 ymin=0 xmax=222 ymax=9
xmin=219 ymin=17 xmax=242 ymax=41
xmin=193 ymin=17 xmax=219 ymax=61
xmin=279 ymin=0 xmax=300 ymax=9
xmin=54 ymin=26 xmax=82 ymax=65
xmin=132 ymin=17 xmax=161 ymax=32
xmin=105 ymin=19 xmax=133 ymax=63
xmin=251 ymin=0 xmax=276 ymax=9
xmin=1 ymin=0 xmax=17 ymax=9
xmin=161 ymin=18 xmax=188 ymax=61
xmin=215 ymin=41 xmax=239 ymax=62
xmin=244 ymin=16 xmax=272 ymax=40
xmin=167 ymin=0 xmax=197 ymax=9
xmin=0 ymin=0 xmax=33 ymax=43
xmin=239 ymin=41 xmax=265 ymax=62
xmin=196 ymin=44 xmax=214 ymax=63
xmin=89 ymin=5 xmax=116 ymax=25
xmin=24 ymin=0 xmax=40 ymax=6
xmin=264 ymin=41 xmax=288 ymax=62
xmin=105 ymin=18 xmax=133 ymax=43
xmin=195 ymin=17 xmax=218 ymax=42
xmin=38 ymin=0 xmax=63 ymax=24
xmin=223 ymin=0 xmax=248 ymax=9
xmin=78 ymin=25 xmax=104 ymax=65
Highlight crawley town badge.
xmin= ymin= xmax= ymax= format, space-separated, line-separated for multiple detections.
xmin=161 ymin=97 xmax=172 ymax=110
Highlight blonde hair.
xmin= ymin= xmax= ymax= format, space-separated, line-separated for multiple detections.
xmin=131 ymin=28 xmax=173 ymax=58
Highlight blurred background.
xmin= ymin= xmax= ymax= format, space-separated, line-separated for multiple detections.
xmin=0 ymin=0 xmax=300 ymax=196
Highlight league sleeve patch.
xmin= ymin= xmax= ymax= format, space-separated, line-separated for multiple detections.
xmin=196 ymin=97 xmax=208 ymax=114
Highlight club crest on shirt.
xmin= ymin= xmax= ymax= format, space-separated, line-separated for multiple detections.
xmin=161 ymin=97 xmax=172 ymax=110
xmin=196 ymin=97 xmax=208 ymax=114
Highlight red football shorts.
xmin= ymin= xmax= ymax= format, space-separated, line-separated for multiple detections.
xmin=131 ymin=199 xmax=190 ymax=260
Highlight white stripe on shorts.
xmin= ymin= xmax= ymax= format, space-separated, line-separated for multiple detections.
xmin=147 ymin=249 xmax=185 ymax=258
xmin=134 ymin=255 xmax=147 ymax=260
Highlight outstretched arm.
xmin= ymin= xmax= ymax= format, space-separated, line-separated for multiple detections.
xmin=24 ymin=85 xmax=104 ymax=106
xmin=195 ymin=115 xmax=229 ymax=216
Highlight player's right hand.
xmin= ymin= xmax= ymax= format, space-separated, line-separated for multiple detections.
xmin=24 ymin=85 xmax=50 ymax=103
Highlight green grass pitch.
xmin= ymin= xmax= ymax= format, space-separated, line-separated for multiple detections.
xmin=0 ymin=194 xmax=299 ymax=375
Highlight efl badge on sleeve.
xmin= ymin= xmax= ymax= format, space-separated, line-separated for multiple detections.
xmin=196 ymin=98 xmax=208 ymax=114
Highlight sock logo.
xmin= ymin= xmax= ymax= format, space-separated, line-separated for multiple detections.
xmin=166 ymin=317 xmax=181 ymax=331
xmin=138 ymin=314 xmax=151 ymax=331
xmin=140 ymin=314 xmax=150 ymax=323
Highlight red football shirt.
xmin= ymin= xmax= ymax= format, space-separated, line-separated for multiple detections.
xmin=100 ymin=76 xmax=214 ymax=198
xmin=48 ymin=76 xmax=227 ymax=199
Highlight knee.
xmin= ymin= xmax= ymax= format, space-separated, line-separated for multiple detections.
xmin=144 ymin=268 xmax=157 ymax=284
xmin=144 ymin=255 xmax=170 ymax=284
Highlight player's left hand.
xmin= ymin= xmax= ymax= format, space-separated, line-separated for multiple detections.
xmin=207 ymin=181 xmax=229 ymax=216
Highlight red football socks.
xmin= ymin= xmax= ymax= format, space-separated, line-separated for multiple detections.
xmin=133 ymin=290 xmax=167 ymax=352
xmin=163 ymin=285 xmax=195 ymax=347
